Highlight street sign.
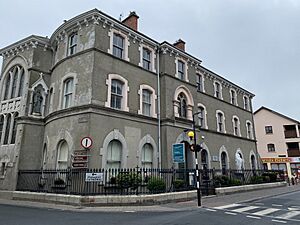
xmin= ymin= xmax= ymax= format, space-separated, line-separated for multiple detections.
xmin=72 ymin=150 xmax=89 ymax=156
xmin=72 ymin=162 xmax=88 ymax=168
xmin=81 ymin=137 xmax=93 ymax=149
xmin=172 ymin=143 xmax=185 ymax=163
xmin=85 ymin=173 xmax=104 ymax=182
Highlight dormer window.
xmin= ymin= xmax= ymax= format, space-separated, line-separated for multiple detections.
xmin=68 ymin=33 xmax=78 ymax=56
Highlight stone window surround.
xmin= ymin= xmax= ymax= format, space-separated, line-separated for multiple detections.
xmin=175 ymin=56 xmax=189 ymax=82
xmin=213 ymin=80 xmax=223 ymax=100
xmin=197 ymin=103 xmax=208 ymax=129
xmin=219 ymin=145 xmax=230 ymax=170
xmin=196 ymin=72 xmax=205 ymax=93
xmin=100 ymin=129 xmax=128 ymax=168
xmin=55 ymin=129 xmax=73 ymax=170
xmin=229 ymin=88 xmax=238 ymax=106
xmin=0 ymin=155 xmax=9 ymax=179
xmin=232 ymin=115 xmax=241 ymax=137
xmin=243 ymin=95 xmax=250 ymax=111
xmin=105 ymin=74 xmax=129 ymax=112
xmin=246 ymin=120 xmax=253 ymax=139
xmin=138 ymin=84 xmax=157 ymax=118
xmin=58 ymin=73 xmax=78 ymax=110
xmin=216 ymin=109 xmax=226 ymax=133
xmin=108 ymin=28 xmax=130 ymax=62
xmin=137 ymin=134 xmax=158 ymax=168
xmin=173 ymin=85 xmax=194 ymax=120
xmin=249 ymin=150 xmax=257 ymax=169
xmin=235 ymin=148 xmax=245 ymax=170
xmin=67 ymin=32 xmax=78 ymax=56
xmin=138 ymin=44 xmax=156 ymax=73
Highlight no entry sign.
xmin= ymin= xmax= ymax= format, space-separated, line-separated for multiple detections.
xmin=81 ymin=137 xmax=93 ymax=149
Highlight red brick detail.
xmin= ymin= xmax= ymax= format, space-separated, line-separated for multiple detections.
xmin=173 ymin=39 xmax=186 ymax=51
xmin=122 ymin=11 xmax=139 ymax=31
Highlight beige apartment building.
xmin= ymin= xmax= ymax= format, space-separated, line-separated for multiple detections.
xmin=254 ymin=106 xmax=300 ymax=179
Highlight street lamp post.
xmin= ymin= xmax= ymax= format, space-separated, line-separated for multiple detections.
xmin=187 ymin=112 xmax=202 ymax=207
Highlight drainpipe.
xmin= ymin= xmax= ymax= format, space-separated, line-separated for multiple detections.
xmin=156 ymin=47 xmax=161 ymax=169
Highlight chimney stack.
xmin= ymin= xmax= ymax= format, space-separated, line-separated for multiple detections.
xmin=122 ymin=11 xmax=139 ymax=31
xmin=173 ymin=39 xmax=185 ymax=51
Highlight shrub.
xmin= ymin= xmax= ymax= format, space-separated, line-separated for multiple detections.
xmin=250 ymin=176 xmax=264 ymax=184
xmin=214 ymin=175 xmax=231 ymax=187
xmin=116 ymin=172 xmax=142 ymax=189
xmin=174 ymin=179 xmax=185 ymax=189
xmin=229 ymin=178 xmax=242 ymax=186
xmin=147 ymin=177 xmax=166 ymax=193
xmin=262 ymin=172 xmax=277 ymax=182
xmin=263 ymin=175 xmax=271 ymax=183
xmin=54 ymin=177 xmax=65 ymax=186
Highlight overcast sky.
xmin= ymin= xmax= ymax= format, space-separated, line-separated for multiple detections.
xmin=1 ymin=0 xmax=299 ymax=119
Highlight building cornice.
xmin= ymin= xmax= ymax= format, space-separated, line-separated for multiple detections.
xmin=0 ymin=35 xmax=50 ymax=60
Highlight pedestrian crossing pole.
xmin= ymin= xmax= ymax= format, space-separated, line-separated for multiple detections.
xmin=188 ymin=112 xmax=202 ymax=207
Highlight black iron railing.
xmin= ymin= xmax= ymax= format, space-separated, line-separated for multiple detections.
xmin=16 ymin=168 xmax=284 ymax=196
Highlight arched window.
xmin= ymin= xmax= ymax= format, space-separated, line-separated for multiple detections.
xmin=17 ymin=68 xmax=25 ymax=97
xmin=251 ymin=155 xmax=256 ymax=170
xmin=111 ymin=79 xmax=123 ymax=110
xmin=63 ymin=78 xmax=74 ymax=109
xmin=246 ymin=121 xmax=253 ymax=139
xmin=4 ymin=75 xmax=11 ymax=100
xmin=232 ymin=116 xmax=240 ymax=136
xmin=10 ymin=67 xmax=18 ymax=98
xmin=10 ymin=113 xmax=18 ymax=144
xmin=57 ymin=141 xmax=69 ymax=169
xmin=141 ymin=143 xmax=153 ymax=169
xmin=107 ymin=140 xmax=122 ymax=169
xmin=216 ymin=111 xmax=226 ymax=133
xmin=42 ymin=145 xmax=47 ymax=170
xmin=201 ymin=149 xmax=209 ymax=170
xmin=178 ymin=93 xmax=187 ymax=118
xmin=0 ymin=115 xmax=3 ymax=142
xmin=221 ymin=152 xmax=228 ymax=174
xmin=3 ymin=114 xmax=11 ymax=145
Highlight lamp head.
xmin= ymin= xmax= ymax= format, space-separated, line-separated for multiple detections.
xmin=187 ymin=131 xmax=194 ymax=139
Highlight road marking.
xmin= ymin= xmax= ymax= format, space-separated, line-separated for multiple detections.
xmin=277 ymin=211 xmax=300 ymax=219
xmin=214 ymin=204 xmax=241 ymax=210
xmin=272 ymin=204 xmax=283 ymax=207
xmin=225 ymin=212 xmax=237 ymax=216
xmin=253 ymin=208 xmax=281 ymax=216
xmin=254 ymin=203 xmax=264 ymax=206
xmin=232 ymin=206 xmax=259 ymax=213
xmin=290 ymin=206 xmax=300 ymax=209
xmin=123 ymin=211 xmax=136 ymax=213
xmin=205 ymin=208 xmax=217 ymax=212
xmin=246 ymin=215 xmax=261 ymax=220
xmin=271 ymin=219 xmax=287 ymax=224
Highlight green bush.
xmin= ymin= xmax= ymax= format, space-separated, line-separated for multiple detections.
xmin=263 ymin=175 xmax=271 ymax=183
xmin=174 ymin=179 xmax=185 ymax=189
xmin=147 ymin=177 xmax=166 ymax=193
xmin=250 ymin=176 xmax=264 ymax=184
xmin=262 ymin=172 xmax=277 ymax=182
xmin=214 ymin=175 xmax=231 ymax=187
xmin=54 ymin=177 xmax=65 ymax=185
xmin=116 ymin=172 xmax=142 ymax=189
xmin=229 ymin=179 xmax=242 ymax=186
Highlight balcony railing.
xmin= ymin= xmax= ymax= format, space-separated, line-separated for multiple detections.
xmin=287 ymin=148 xmax=300 ymax=157
xmin=285 ymin=130 xmax=298 ymax=138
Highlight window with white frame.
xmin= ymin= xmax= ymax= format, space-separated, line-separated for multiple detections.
xmin=10 ymin=113 xmax=18 ymax=144
xmin=214 ymin=81 xmax=222 ymax=99
xmin=178 ymin=93 xmax=187 ymax=118
xmin=142 ymin=48 xmax=151 ymax=70
xmin=196 ymin=73 xmax=204 ymax=92
xmin=63 ymin=78 xmax=74 ymax=109
xmin=3 ymin=114 xmax=11 ymax=145
xmin=2 ymin=65 xmax=25 ymax=101
xmin=107 ymin=140 xmax=122 ymax=169
xmin=244 ymin=95 xmax=249 ymax=110
xmin=68 ymin=33 xmax=78 ymax=56
xmin=198 ymin=105 xmax=207 ymax=129
xmin=57 ymin=140 xmax=69 ymax=170
xmin=232 ymin=116 xmax=240 ymax=136
xmin=141 ymin=143 xmax=153 ymax=169
xmin=246 ymin=120 xmax=253 ymax=139
xmin=216 ymin=110 xmax=225 ymax=133
xmin=113 ymin=34 xmax=124 ymax=59
xmin=267 ymin=143 xmax=275 ymax=152
xmin=111 ymin=79 xmax=123 ymax=110
xmin=230 ymin=89 xmax=237 ymax=105
xmin=142 ymin=89 xmax=151 ymax=116
xmin=178 ymin=60 xmax=185 ymax=80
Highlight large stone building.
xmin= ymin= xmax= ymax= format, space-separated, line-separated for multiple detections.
xmin=254 ymin=106 xmax=300 ymax=179
xmin=0 ymin=9 xmax=257 ymax=190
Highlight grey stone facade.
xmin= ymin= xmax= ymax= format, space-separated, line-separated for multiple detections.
xmin=0 ymin=9 xmax=257 ymax=190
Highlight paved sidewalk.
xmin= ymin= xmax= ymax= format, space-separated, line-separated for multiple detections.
xmin=0 ymin=184 xmax=300 ymax=212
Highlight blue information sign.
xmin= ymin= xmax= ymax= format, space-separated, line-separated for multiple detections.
xmin=172 ymin=143 xmax=185 ymax=163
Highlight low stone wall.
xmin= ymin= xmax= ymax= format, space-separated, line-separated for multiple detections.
xmin=215 ymin=181 xmax=287 ymax=195
xmin=0 ymin=182 xmax=287 ymax=206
